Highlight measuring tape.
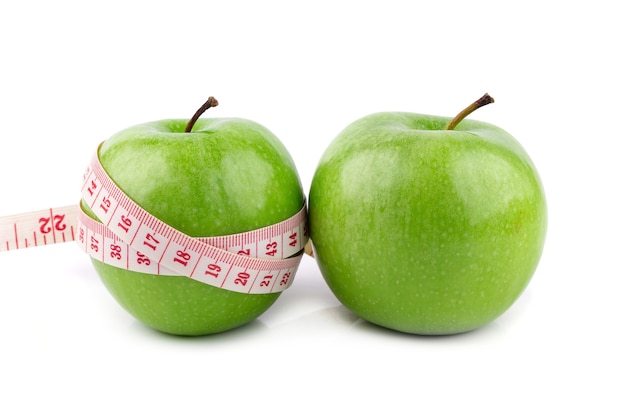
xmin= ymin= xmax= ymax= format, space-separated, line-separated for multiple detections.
xmin=0 ymin=205 xmax=80 ymax=251
xmin=1 ymin=144 xmax=309 ymax=294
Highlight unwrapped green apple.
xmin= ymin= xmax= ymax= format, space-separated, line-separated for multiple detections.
xmin=309 ymin=94 xmax=547 ymax=335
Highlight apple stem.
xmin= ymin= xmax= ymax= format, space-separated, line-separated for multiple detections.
xmin=445 ymin=93 xmax=494 ymax=130
xmin=184 ymin=96 xmax=219 ymax=133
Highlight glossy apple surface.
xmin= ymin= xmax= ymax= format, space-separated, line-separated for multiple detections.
xmin=85 ymin=117 xmax=304 ymax=335
xmin=309 ymin=112 xmax=547 ymax=335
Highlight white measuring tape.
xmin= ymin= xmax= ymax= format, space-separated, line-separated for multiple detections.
xmin=0 ymin=205 xmax=80 ymax=251
xmin=1 ymin=144 xmax=309 ymax=294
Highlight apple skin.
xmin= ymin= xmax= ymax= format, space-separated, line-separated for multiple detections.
xmin=85 ymin=118 xmax=304 ymax=336
xmin=309 ymin=112 xmax=547 ymax=335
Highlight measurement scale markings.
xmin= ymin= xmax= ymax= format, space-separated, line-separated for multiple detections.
xmin=14 ymin=223 xmax=19 ymax=249
xmin=81 ymin=153 xmax=307 ymax=292
xmin=1 ymin=148 xmax=308 ymax=294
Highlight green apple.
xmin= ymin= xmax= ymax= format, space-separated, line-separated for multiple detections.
xmin=83 ymin=97 xmax=305 ymax=336
xmin=309 ymin=94 xmax=547 ymax=335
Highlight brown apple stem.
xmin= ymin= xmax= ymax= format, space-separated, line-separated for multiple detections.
xmin=184 ymin=96 xmax=219 ymax=133
xmin=445 ymin=93 xmax=494 ymax=130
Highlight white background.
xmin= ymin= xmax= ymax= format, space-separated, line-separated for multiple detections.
xmin=0 ymin=1 xmax=624 ymax=415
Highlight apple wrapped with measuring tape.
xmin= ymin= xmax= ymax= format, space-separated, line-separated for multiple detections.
xmin=309 ymin=94 xmax=547 ymax=335
xmin=78 ymin=97 xmax=308 ymax=336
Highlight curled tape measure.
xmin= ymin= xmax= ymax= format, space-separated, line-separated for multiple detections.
xmin=1 ymin=145 xmax=309 ymax=295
